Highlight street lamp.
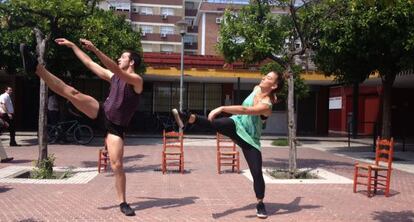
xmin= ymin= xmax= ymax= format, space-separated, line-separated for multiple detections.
xmin=175 ymin=19 xmax=188 ymax=112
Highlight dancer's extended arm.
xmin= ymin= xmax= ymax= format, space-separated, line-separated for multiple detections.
xmin=79 ymin=39 xmax=143 ymax=94
xmin=55 ymin=38 xmax=113 ymax=82
xmin=208 ymin=101 xmax=271 ymax=121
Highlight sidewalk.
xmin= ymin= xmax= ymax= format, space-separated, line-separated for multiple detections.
xmin=0 ymin=134 xmax=413 ymax=221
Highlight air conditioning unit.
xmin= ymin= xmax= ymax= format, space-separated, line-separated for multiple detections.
xmin=162 ymin=14 xmax=168 ymax=20
xmin=215 ymin=17 xmax=222 ymax=24
xmin=142 ymin=32 xmax=146 ymax=37
xmin=161 ymin=33 xmax=167 ymax=38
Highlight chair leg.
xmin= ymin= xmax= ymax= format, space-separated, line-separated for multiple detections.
xmin=236 ymin=153 xmax=240 ymax=173
xmin=353 ymin=166 xmax=358 ymax=193
xmin=385 ymin=171 xmax=391 ymax=197
xmin=373 ymin=171 xmax=378 ymax=195
xmin=162 ymin=154 xmax=166 ymax=174
xmin=217 ymin=154 xmax=221 ymax=174
xmin=181 ymin=154 xmax=184 ymax=174
xmin=367 ymin=167 xmax=372 ymax=197
xmin=231 ymin=154 xmax=235 ymax=172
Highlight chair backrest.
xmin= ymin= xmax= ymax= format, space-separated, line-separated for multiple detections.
xmin=163 ymin=130 xmax=184 ymax=152
xmin=375 ymin=137 xmax=394 ymax=169
xmin=216 ymin=133 xmax=236 ymax=152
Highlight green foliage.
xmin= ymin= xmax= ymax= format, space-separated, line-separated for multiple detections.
xmin=216 ymin=3 xmax=287 ymax=64
xmin=305 ymin=0 xmax=414 ymax=84
xmin=0 ymin=0 xmax=144 ymax=75
xmin=32 ymin=154 xmax=55 ymax=179
xmin=271 ymin=138 xmax=288 ymax=146
xmin=260 ymin=62 xmax=309 ymax=100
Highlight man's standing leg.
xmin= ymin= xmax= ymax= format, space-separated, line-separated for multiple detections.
xmin=8 ymin=115 xmax=17 ymax=146
xmin=106 ymin=133 xmax=135 ymax=216
xmin=1 ymin=114 xmax=17 ymax=146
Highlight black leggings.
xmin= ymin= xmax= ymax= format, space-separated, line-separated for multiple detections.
xmin=193 ymin=115 xmax=265 ymax=199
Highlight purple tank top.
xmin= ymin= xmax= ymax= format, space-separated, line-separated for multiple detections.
xmin=103 ymin=75 xmax=140 ymax=127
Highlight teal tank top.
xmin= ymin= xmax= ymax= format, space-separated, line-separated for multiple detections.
xmin=230 ymin=87 xmax=272 ymax=151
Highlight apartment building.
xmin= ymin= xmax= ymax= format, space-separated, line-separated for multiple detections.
xmin=99 ymin=0 xmax=204 ymax=54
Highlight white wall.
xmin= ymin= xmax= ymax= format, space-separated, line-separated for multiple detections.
xmin=262 ymin=111 xmax=296 ymax=135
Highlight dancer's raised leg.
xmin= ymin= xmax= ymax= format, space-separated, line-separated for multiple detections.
xmin=35 ymin=65 xmax=99 ymax=119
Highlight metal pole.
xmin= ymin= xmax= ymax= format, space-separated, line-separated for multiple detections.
xmin=179 ymin=33 xmax=184 ymax=112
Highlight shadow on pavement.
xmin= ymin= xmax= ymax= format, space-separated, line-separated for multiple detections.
xmin=212 ymin=197 xmax=321 ymax=219
xmin=0 ymin=186 xmax=12 ymax=193
xmin=97 ymin=196 xmax=199 ymax=211
xmin=19 ymin=138 xmax=39 ymax=146
xmin=81 ymin=154 xmax=146 ymax=168
xmin=372 ymin=210 xmax=414 ymax=222
xmin=7 ymin=159 xmax=33 ymax=164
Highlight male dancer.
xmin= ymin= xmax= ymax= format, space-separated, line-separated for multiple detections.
xmin=20 ymin=38 xmax=142 ymax=216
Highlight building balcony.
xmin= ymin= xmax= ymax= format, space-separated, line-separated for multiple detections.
xmin=185 ymin=9 xmax=198 ymax=16
xmin=132 ymin=0 xmax=182 ymax=5
xmin=187 ymin=26 xmax=198 ymax=33
xmin=184 ymin=43 xmax=198 ymax=50
xmin=131 ymin=13 xmax=182 ymax=24
xmin=141 ymin=33 xmax=181 ymax=42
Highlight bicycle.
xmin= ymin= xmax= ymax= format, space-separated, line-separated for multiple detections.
xmin=47 ymin=120 xmax=94 ymax=145
xmin=143 ymin=112 xmax=178 ymax=133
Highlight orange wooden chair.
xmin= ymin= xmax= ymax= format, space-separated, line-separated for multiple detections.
xmin=216 ymin=133 xmax=240 ymax=174
xmin=353 ymin=137 xmax=394 ymax=197
xmin=162 ymin=130 xmax=184 ymax=174
xmin=98 ymin=143 xmax=110 ymax=173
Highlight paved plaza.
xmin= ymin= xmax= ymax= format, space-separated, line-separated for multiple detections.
xmin=0 ymin=134 xmax=413 ymax=221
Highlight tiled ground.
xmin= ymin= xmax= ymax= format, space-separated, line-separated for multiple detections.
xmin=0 ymin=137 xmax=413 ymax=221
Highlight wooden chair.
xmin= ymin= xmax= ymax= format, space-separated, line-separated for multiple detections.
xmin=162 ymin=130 xmax=184 ymax=174
xmin=98 ymin=143 xmax=109 ymax=173
xmin=353 ymin=137 xmax=394 ymax=197
xmin=216 ymin=133 xmax=240 ymax=174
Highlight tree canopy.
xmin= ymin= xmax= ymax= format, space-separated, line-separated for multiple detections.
xmin=306 ymin=0 xmax=414 ymax=137
xmin=0 ymin=0 xmax=144 ymax=76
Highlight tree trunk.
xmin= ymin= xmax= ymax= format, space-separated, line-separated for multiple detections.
xmin=38 ymin=82 xmax=48 ymax=163
xmin=34 ymin=28 xmax=49 ymax=164
xmin=381 ymin=74 xmax=396 ymax=139
xmin=286 ymin=65 xmax=297 ymax=175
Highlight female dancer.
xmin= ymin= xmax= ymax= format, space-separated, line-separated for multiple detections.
xmin=172 ymin=71 xmax=284 ymax=219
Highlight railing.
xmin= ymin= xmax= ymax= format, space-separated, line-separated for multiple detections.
xmin=347 ymin=121 xmax=378 ymax=151
xmin=347 ymin=121 xmax=410 ymax=152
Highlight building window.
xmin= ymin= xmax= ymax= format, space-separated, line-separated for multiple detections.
xmin=140 ymin=25 xmax=153 ymax=34
xmin=160 ymin=26 xmax=174 ymax=35
xmin=183 ymin=35 xmax=196 ymax=44
xmin=205 ymin=84 xmax=221 ymax=112
xmin=161 ymin=8 xmax=174 ymax=16
xmin=188 ymin=83 xmax=203 ymax=111
xmin=185 ymin=2 xmax=195 ymax=9
xmin=185 ymin=18 xmax=194 ymax=26
xmin=109 ymin=6 xmax=116 ymax=11
xmin=154 ymin=82 xmax=171 ymax=112
xmin=140 ymin=7 xmax=153 ymax=15
xmin=161 ymin=44 xmax=174 ymax=53
xmin=171 ymin=83 xmax=187 ymax=111
xmin=142 ymin=44 xmax=153 ymax=52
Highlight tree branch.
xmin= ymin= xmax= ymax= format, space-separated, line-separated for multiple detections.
xmin=269 ymin=53 xmax=287 ymax=67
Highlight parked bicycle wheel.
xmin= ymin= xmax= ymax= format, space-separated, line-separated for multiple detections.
xmin=74 ymin=125 xmax=94 ymax=145
xmin=47 ymin=125 xmax=59 ymax=144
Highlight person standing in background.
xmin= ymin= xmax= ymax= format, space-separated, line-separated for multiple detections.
xmin=47 ymin=92 xmax=60 ymax=125
xmin=0 ymin=86 xmax=19 ymax=146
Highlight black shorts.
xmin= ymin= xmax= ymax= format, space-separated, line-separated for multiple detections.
xmin=96 ymin=104 xmax=126 ymax=139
